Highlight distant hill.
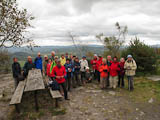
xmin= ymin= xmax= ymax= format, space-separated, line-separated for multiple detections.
xmin=7 ymin=45 xmax=104 ymax=57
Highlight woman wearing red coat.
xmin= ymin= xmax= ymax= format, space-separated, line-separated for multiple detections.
xmin=97 ymin=55 xmax=103 ymax=83
xmin=99 ymin=58 xmax=109 ymax=89
xmin=91 ymin=54 xmax=98 ymax=79
xmin=51 ymin=59 xmax=69 ymax=100
xmin=109 ymin=56 xmax=120 ymax=89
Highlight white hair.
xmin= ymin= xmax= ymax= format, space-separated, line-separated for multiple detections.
xmin=51 ymin=51 xmax=55 ymax=54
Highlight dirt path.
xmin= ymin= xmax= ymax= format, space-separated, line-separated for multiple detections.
xmin=0 ymin=74 xmax=160 ymax=120
xmin=55 ymin=82 xmax=160 ymax=120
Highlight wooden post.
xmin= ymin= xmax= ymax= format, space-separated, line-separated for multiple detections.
xmin=34 ymin=91 xmax=39 ymax=111
xmin=15 ymin=104 xmax=20 ymax=113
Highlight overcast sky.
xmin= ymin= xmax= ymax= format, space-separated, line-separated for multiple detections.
xmin=17 ymin=0 xmax=160 ymax=46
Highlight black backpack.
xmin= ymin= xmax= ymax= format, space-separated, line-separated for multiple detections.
xmin=50 ymin=79 xmax=60 ymax=91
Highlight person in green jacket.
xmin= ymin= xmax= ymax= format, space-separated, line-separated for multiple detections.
xmin=50 ymin=56 xmax=58 ymax=74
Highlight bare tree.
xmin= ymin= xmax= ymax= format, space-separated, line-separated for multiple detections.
xmin=96 ymin=22 xmax=128 ymax=57
xmin=68 ymin=32 xmax=90 ymax=57
xmin=0 ymin=0 xmax=36 ymax=48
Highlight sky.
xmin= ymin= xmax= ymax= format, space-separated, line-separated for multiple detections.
xmin=17 ymin=0 xmax=160 ymax=46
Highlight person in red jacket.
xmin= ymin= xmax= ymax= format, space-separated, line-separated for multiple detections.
xmin=118 ymin=58 xmax=125 ymax=88
xmin=99 ymin=58 xmax=109 ymax=89
xmin=51 ymin=59 xmax=69 ymax=100
xmin=97 ymin=55 xmax=103 ymax=83
xmin=109 ymin=56 xmax=120 ymax=89
xmin=46 ymin=58 xmax=52 ymax=77
xmin=90 ymin=54 xmax=98 ymax=80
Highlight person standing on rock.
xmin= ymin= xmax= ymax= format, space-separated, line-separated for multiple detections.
xmin=80 ymin=56 xmax=88 ymax=85
xmin=51 ymin=59 xmax=69 ymax=100
xmin=34 ymin=52 xmax=43 ymax=72
xmin=109 ymin=56 xmax=120 ymax=89
xmin=12 ymin=57 xmax=21 ymax=89
xmin=124 ymin=55 xmax=137 ymax=91
xmin=118 ymin=58 xmax=125 ymax=88
xmin=106 ymin=55 xmax=112 ymax=87
xmin=99 ymin=58 xmax=109 ymax=89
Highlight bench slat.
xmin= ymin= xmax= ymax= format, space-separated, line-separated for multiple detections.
xmin=49 ymin=89 xmax=62 ymax=99
xmin=10 ymin=81 xmax=26 ymax=105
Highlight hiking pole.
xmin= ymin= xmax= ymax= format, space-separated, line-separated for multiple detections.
xmin=129 ymin=78 xmax=130 ymax=91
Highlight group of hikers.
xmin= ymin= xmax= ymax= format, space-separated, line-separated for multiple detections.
xmin=12 ymin=51 xmax=137 ymax=100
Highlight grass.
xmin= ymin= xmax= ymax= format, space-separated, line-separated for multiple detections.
xmin=116 ymin=76 xmax=160 ymax=103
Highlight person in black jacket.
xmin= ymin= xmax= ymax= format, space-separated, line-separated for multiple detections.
xmin=23 ymin=56 xmax=35 ymax=78
xmin=12 ymin=57 xmax=21 ymax=89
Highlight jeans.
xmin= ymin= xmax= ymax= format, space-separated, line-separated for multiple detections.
xmin=59 ymin=82 xmax=68 ymax=99
xmin=127 ymin=76 xmax=134 ymax=91
xmin=118 ymin=75 xmax=125 ymax=87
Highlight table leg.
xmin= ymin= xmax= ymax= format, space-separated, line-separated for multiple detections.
xmin=15 ymin=104 xmax=20 ymax=113
xmin=55 ymin=98 xmax=59 ymax=108
xmin=34 ymin=91 xmax=39 ymax=111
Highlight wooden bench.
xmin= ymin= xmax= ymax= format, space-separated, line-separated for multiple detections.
xmin=44 ymin=77 xmax=62 ymax=107
xmin=49 ymin=89 xmax=62 ymax=107
xmin=9 ymin=80 xmax=26 ymax=113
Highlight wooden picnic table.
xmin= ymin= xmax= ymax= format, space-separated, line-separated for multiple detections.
xmin=10 ymin=69 xmax=63 ymax=113
xmin=10 ymin=69 xmax=45 ymax=112
xmin=24 ymin=69 xmax=45 ymax=111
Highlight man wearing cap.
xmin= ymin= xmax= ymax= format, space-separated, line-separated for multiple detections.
xmin=34 ymin=52 xmax=43 ymax=72
xmin=51 ymin=59 xmax=69 ymax=100
xmin=23 ymin=56 xmax=35 ymax=77
xmin=91 ymin=54 xmax=98 ymax=80
xmin=79 ymin=56 xmax=88 ymax=85
xmin=43 ymin=55 xmax=48 ymax=76
xmin=124 ymin=55 xmax=137 ymax=91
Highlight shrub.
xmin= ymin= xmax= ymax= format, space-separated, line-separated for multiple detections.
xmin=121 ymin=37 xmax=157 ymax=74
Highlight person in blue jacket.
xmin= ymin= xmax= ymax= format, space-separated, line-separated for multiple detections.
xmin=64 ymin=58 xmax=73 ymax=91
xmin=34 ymin=52 xmax=43 ymax=72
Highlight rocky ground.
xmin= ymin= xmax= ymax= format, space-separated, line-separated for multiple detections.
xmin=0 ymin=74 xmax=160 ymax=120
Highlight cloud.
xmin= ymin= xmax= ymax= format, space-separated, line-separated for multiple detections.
xmin=17 ymin=0 xmax=160 ymax=46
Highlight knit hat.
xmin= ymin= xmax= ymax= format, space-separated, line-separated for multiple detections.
xmin=127 ymin=55 xmax=132 ymax=58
